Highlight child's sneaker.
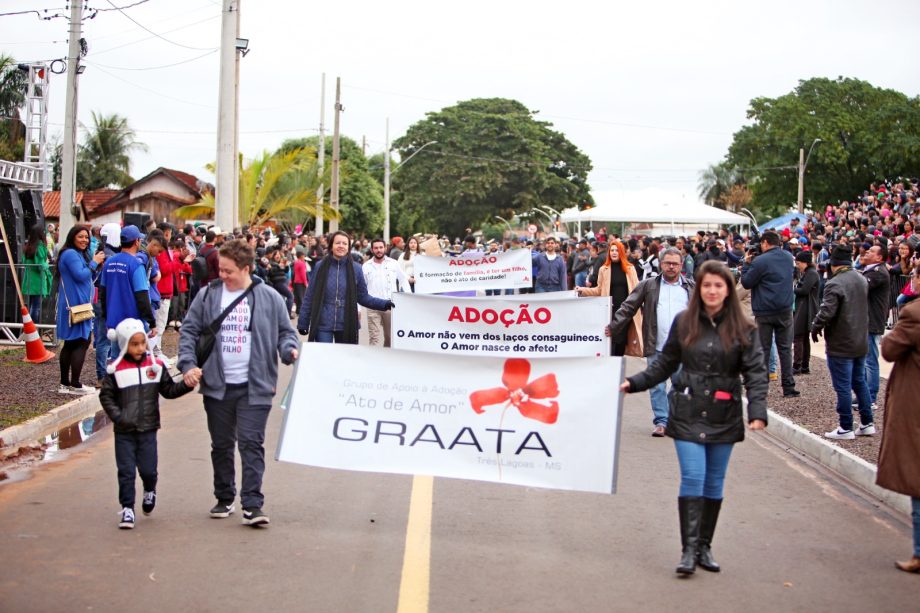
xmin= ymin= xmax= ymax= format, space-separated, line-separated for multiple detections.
xmin=119 ymin=507 xmax=135 ymax=529
xmin=142 ymin=490 xmax=156 ymax=515
xmin=242 ymin=507 xmax=270 ymax=527
xmin=209 ymin=502 xmax=235 ymax=518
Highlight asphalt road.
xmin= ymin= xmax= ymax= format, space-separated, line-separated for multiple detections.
xmin=0 ymin=356 xmax=915 ymax=613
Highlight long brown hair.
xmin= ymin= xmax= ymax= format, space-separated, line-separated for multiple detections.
xmin=603 ymin=240 xmax=632 ymax=275
xmin=678 ymin=260 xmax=754 ymax=351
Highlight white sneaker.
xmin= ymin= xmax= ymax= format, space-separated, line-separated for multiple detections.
xmin=824 ymin=428 xmax=855 ymax=440
xmin=58 ymin=384 xmax=81 ymax=395
xmin=70 ymin=384 xmax=96 ymax=394
xmin=119 ymin=507 xmax=135 ymax=529
xmin=856 ymin=423 xmax=877 ymax=436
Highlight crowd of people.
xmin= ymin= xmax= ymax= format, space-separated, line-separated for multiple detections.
xmin=8 ymin=175 xmax=918 ymax=573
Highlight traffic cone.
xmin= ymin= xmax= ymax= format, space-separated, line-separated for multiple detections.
xmin=21 ymin=306 xmax=55 ymax=364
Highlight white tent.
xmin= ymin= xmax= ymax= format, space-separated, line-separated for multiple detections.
xmin=560 ymin=200 xmax=749 ymax=226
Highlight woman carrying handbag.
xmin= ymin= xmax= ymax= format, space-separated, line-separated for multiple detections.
xmin=56 ymin=225 xmax=105 ymax=395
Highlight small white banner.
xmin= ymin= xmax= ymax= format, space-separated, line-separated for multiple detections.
xmin=277 ymin=344 xmax=625 ymax=494
xmin=391 ymin=293 xmax=611 ymax=358
xmin=413 ymin=249 xmax=533 ymax=294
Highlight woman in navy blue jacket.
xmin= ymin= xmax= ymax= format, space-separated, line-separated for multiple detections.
xmin=297 ymin=231 xmax=392 ymax=343
xmin=56 ymin=225 xmax=106 ymax=394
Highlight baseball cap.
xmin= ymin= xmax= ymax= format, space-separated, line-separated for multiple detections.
xmin=120 ymin=225 xmax=144 ymax=243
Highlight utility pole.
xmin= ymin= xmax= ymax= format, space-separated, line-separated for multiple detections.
xmin=215 ymin=0 xmax=241 ymax=232
xmin=314 ymin=73 xmax=325 ymax=237
xmin=361 ymin=135 xmax=366 ymax=156
xmin=796 ymin=147 xmax=805 ymax=215
xmin=383 ymin=118 xmax=391 ymax=243
xmin=329 ymin=77 xmax=342 ymax=233
xmin=59 ymin=0 xmax=83 ymax=242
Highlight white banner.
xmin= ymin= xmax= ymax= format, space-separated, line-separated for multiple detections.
xmin=277 ymin=344 xmax=625 ymax=494
xmin=413 ymin=249 xmax=533 ymax=294
xmin=391 ymin=293 xmax=611 ymax=358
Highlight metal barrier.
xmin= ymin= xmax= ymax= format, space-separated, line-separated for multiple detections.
xmin=889 ymin=274 xmax=909 ymax=327
xmin=0 ymin=262 xmax=58 ymax=345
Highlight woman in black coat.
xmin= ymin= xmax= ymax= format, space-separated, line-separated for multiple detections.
xmin=792 ymin=251 xmax=820 ymax=374
xmin=621 ymin=260 xmax=768 ymax=576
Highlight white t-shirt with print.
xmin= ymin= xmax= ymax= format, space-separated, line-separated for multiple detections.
xmin=220 ymin=287 xmax=252 ymax=384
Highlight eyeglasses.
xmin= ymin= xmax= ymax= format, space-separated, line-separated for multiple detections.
xmin=662 ymin=262 xmax=682 ymax=268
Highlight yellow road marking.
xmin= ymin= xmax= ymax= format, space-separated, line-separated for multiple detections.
xmin=397 ymin=475 xmax=433 ymax=613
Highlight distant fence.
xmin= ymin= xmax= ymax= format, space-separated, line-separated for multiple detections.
xmin=0 ymin=263 xmax=59 ymax=345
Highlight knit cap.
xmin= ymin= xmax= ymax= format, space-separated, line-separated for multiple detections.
xmin=106 ymin=318 xmax=147 ymax=374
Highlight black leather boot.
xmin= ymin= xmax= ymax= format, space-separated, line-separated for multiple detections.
xmin=676 ymin=497 xmax=703 ymax=575
xmin=697 ymin=498 xmax=722 ymax=572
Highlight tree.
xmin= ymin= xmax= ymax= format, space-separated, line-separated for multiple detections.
xmin=698 ymin=162 xmax=742 ymax=208
xmin=391 ymin=98 xmax=593 ymax=238
xmin=76 ymin=111 xmax=147 ymax=189
xmin=0 ymin=54 xmax=28 ymax=162
xmin=174 ymin=148 xmax=337 ymax=230
xmin=278 ymin=136 xmax=384 ymax=237
xmin=726 ymin=77 xmax=920 ymax=219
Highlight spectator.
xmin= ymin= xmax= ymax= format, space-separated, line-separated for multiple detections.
xmin=292 ymin=250 xmax=308 ymax=315
xmin=100 ymin=225 xmax=156 ymax=337
xmin=810 ymin=245 xmax=874 ymax=440
xmin=21 ymin=224 xmax=52 ymax=325
xmin=860 ymin=244 xmax=890 ymax=408
xmin=876 ymin=293 xmax=920 ymax=574
xmin=93 ymin=223 xmax=121 ymax=385
xmin=792 ymin=251 xmax=819 ymax=375
xmin=741 ymin=230 xmax=800 ymax=397
xmin=621 ymin=260 xmax=767 ymax=575
xmin=571 ymin=239 xmax=591 ymax=288
xmin=55 ymin=225 xmax=105 ymax=394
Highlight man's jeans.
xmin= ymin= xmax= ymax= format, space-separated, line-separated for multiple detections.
xmin=204 ymin=384 xmax=272 ymax=510
xmin=826 ymin=355 xmax=873 ymax=431
xmin=647 ymin=352 xmax=680 ymax=427
xmin=93 ymin=302 xmax=117 ymax=381
xmin=865 ymin=334 xmax=881 ymax=404
xmin=912 ymin=497 xmax=920 ymax=558
xmin=756 ymin=311 xmax=795 ymax=392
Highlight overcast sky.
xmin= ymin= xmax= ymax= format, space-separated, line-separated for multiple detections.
xmin=5 ymin=0 xmax=919 ymax=207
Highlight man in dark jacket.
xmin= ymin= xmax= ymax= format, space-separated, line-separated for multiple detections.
xmin=860 ymin=244 xmax=890 ymax=408
xmin=741 ymin=230 xmax=800 ymax=397
xmin=532 ymin=237 xmax=568 ymax=292
xmin=811 ymin=245 xmax=874 ymax=440
xmin=607 ymin=248 xmax=693 ymax=436
xmin=792 ymin=251 xmax=820 ymax=374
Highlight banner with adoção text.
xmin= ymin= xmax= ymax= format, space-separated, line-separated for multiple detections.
xmin=276 ymin=344 xmax=625 ymax=494
xmin=412 ymin=249 xmax=533 ymax=294
xmin=391 ymin=293 xmax=611 ymax=358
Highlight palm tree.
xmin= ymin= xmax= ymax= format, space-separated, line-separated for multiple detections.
xmin=76 ymin=111 xmax=147 ymax=189
xmin=175 ymin=148 xmax=338 ymax=229
xmin=698 ymin=162 xmax=737 ymax=207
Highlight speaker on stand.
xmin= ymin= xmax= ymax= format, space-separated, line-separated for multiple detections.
xmin=19 ymin=189 xmax=45 ymax=236
xmin=0 ymin=185 xmax=27 ymax=323
xmin=123 ymin=211 xmax=151 ymax=231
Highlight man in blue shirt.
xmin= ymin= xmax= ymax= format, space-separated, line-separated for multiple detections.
xmin=533 ymin=237 xmax=568 ymax=293
xmin=100 ymin=225 xmax=156 ymax=336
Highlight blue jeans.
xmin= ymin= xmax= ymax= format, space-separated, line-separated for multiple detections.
xmin=574 ymin=270 xmax=588 ymax=287
xmin=535 ymin=285 xmax=562 ymax=293
xmin=204 ymin=384 xmax=272 ymax=510
xmin=912 ymin=497 xmax=920 ymax=558
xmin=673 ymin=440 xmax=734 ymax=498
xmin=114 ymin=430 xmax=158 ymax=509
xmin=93 ymin=302 xmax=117 ymax=381
xmin=865 ymin=334 xmax=881 ymax=404
xmin=769 ymin=341 xmax=777 ymax=374
xmin=314 ymin=329 xmax=351 ymax=344
xmin=647 ymin=351 xmax=680 ymax=427
xmin=26 ymin=294 xmax=42 ymax=324
xmin=826 ymin=355 xmax=873 ymax=431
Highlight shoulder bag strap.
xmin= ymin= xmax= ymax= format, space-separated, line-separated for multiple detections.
xmin=207 ymin=283 xmax=255 ymax=335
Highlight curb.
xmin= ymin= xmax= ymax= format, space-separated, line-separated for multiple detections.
xmin=765 ymin=409 xmax=911 ymax=516
xmin=0 ymin=392 xmax=101 ymax=458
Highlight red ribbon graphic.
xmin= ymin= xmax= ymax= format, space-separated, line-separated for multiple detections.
xmin=469 ymin=358 xmax=560 ymax=424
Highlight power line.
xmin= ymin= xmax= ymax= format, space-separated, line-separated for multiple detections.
xmin=91 ymin=0 xmax=151 ymax=11
xmin=88 ymin=63 xmax=215 ymax=107
xmin=102 ymin=0 xmax=217 ymax=51
xmin=86 ymin=49 xmax=217 ymax=71
xmin=0 ymin=7 xmax=67 ymax=20
xmin=90 ymin=14 xmax=220 ymax=55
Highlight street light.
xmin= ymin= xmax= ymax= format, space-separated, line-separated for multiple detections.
xmin=494 ymin=215 xmax=513 ymax=235
xmin=383 ymin=122 xmax=437 ymax=242
xmin=530 ymin=208 xmax=554 ymax=234
xmin=797 ymin=138 xmax=822 ymax=214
